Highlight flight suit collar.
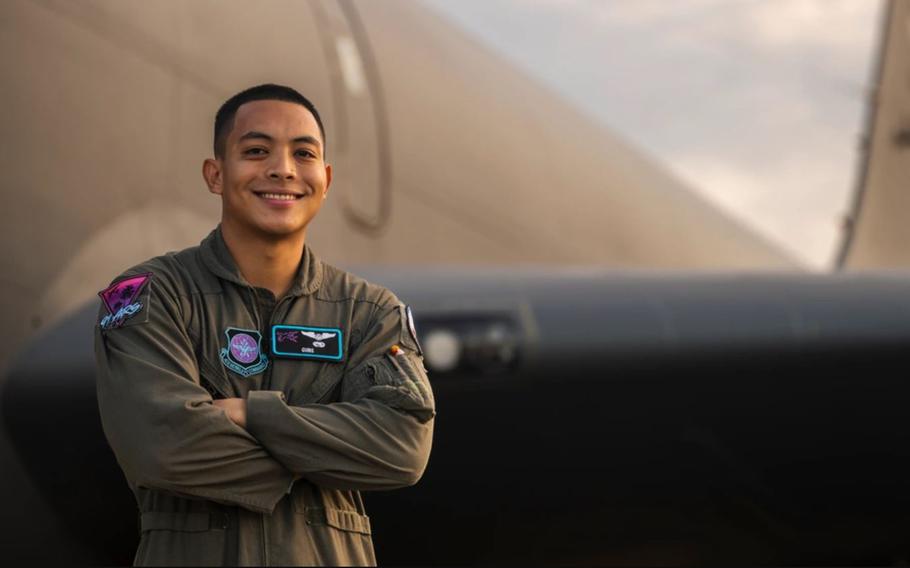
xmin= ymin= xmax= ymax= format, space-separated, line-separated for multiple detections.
xmin=199 ymin=225 xmax=323 ymax=297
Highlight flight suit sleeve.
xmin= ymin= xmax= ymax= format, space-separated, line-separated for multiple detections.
xmin=245 ymin=301 xmax=435 ymax=490
xmin=94 ymin=269 xmax=295 ymax=514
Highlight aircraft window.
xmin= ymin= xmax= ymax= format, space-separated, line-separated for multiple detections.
xmin=336 ymin=36 xmax=367 ymax=97
xmin=309 ymin=0 xmax=390 ymax=234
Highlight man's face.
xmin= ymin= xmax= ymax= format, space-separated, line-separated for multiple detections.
xmin=204 ymin=99 xmax=332 ymax=239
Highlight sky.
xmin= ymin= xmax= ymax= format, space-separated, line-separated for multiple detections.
xmin=420 ymin=0 xmax=885 ymax=269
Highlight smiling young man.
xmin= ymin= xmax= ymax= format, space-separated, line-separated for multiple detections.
xmin=94 ymin=84 xmax=435 ymax=566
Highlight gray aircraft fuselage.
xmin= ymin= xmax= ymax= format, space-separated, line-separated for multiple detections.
xmin=1 ymin=0 xmax=908 ymax=564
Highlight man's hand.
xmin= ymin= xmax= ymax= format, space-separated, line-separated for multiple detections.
xmin=213 ymin=398 xmax=247 ymax=429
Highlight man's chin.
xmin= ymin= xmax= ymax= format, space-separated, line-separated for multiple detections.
xmin=225 ymin=219 xmax=307 ymax=241
xmin=258 ymin=224 xmax=306 ymax=240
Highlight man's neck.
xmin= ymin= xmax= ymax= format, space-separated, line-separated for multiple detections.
xmin=220 ymin=220 xmax=305 ymax=299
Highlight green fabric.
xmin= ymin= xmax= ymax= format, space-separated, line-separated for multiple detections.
xmin=95 ymin=226 xmax=434 ymax=566
xmin=140 ymin=512 xmax=226 ymax=532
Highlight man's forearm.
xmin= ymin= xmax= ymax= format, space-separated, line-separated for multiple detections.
xmin=97 ymin=327 xmax=295 ymax=513
xmin=245 ymin=391 xmax=433 ymax=490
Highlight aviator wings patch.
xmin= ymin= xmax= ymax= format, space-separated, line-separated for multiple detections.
xmin=272 ymin=325 xmax=344 ymax=362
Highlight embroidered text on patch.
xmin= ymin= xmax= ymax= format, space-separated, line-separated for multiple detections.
xmin=98 ymin=273 xmax=152 ymax=330
xmin=272 ymin=325 xmax=344 ymax=361
xmin=220 ymin=327 xmax=269 ymax=377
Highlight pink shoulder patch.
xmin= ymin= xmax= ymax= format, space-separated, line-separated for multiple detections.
xmin=98 ymin=273 xmax=153 ymax=329
xmin=99 ymin=273 xmax=152 ymax=315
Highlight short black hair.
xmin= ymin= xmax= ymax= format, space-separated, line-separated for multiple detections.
xmin=213 ymin=83 xmax=326 ymax=158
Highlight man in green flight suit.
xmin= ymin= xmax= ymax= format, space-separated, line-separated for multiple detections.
xmin=94 ymin=84 xmax=435 ymax=566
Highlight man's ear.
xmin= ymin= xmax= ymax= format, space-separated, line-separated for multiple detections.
xmin=323 ymin=163 xmax=333 ymax=199
xmin=203 ymin=158 xmax=223 ymax=195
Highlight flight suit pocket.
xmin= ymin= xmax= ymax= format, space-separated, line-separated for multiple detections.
xmin=136 ymin=511 xmax=230 ymax=566
xmin=140 ymin=511 xmax=227 ymax=532
xmin=301 ymin=506 xmax=373 ymax=536
xmin=292 ymin=483 xmax=372 ymax=535
xmin=343 ymin=353 xmax=435 ymax=423
xmin=289 ymin=483 xmax=376 ymax=565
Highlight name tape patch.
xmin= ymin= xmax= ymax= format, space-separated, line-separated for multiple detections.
xmin=272 ymin=325 xmax=344 ymax=361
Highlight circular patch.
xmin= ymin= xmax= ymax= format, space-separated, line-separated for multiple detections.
xmin=230 ymin=333 xmax=259 ymax=364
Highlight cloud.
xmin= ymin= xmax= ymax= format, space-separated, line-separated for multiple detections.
xmin=421 ymin=0 xmax=883 ymax=268
xmin=587 ymin=0 xmax=878 ymax=52
xmin=744 ymin=0 xmax=881 ymax=52
xmin=667 ymin=148 xmax=855 ymax=268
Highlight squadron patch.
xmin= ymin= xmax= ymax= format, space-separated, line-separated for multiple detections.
xmin=272 ymin=325 xmax=344 ymax=362
xmin=220 ymin=327 xmax=268 ymax=377
xmin=98 ymin=273 xmax=153 ymax=330
xmin=405 ymin=305 xmax=423 ymax=356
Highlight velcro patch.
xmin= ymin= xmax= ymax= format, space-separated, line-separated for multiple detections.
xmin=98 ymin=273 xmax=153 ymax=330
xmin=220 ymin=327 xmax=268 ymax=377
xmin=404 ymin=304 xmax=423 ymax=356
xmin=272 ymin=325 xmax=344 ymax=362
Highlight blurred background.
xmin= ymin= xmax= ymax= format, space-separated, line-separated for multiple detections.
xmin=422 ymin=0 xmax=884 ymax=270
xmin=2 ymin=0 xmax=910 ymax=565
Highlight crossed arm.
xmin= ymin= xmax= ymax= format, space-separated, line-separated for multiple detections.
xmin=213 ymin=398 xmax=248 ymax=427
xmin=95 ymin=272 xmax=434 ymax=514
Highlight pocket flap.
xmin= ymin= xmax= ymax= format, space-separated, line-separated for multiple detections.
xmin=304 ymin=507 xmax=372 ymax=535
xmin=140 ymin=511 xmax=228 ymax=532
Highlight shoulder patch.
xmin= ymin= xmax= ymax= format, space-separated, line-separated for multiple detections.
xmin=98 ymin=273 xmax=153 ymax=330
xmin=402 ymin=304 xmax=423 ymax=356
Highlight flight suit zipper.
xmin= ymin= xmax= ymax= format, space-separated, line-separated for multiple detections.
xmin=244 ymin=286 xmax=275 ymax=390
xmin=251 ymin=291 xmax=292 ymax=566
xmin=263 ymin=295 xmax=294 ymax=390
xmin=259 ymin=295 xmax=275 ymax=391
xmin=239 ymin=286 xmax=272 ymax=566
xmin=260 ymin=513 xmax=270 ymax=566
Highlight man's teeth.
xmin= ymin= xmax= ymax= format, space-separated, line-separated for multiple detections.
xmin=259 ymin=193 xmax=298 ymax=201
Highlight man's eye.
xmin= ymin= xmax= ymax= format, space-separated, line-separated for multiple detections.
xmin=296 ymin=149 xmax=316 ymax=159
xmin=244 ymin=147 xmax=267 ymax=156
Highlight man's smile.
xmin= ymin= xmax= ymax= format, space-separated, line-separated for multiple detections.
xmin=253 ymin=189 xmax=307 ymax=202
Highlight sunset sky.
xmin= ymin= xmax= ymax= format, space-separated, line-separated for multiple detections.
xmin=421 ymin=0 xmax=885 ymax=269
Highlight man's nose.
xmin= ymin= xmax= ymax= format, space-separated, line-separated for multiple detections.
xmin=267 ymin=152 xmax=297 ymax=180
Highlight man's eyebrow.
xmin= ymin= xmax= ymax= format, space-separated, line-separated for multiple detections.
xmin=237 ymin=131 xmax=273 ymax=143
xmin=292 ymin=135 xmax=322 ymax=148
xmin=237 ymin=131 xmax=321 ymax=149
